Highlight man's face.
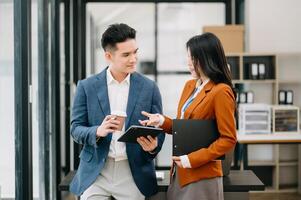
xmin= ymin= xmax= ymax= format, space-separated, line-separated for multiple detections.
xmin=105 ymin=39 xmax=138 ymax=75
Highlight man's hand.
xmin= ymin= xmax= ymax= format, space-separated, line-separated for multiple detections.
xmin=139 ymin=111 xmax=162 ymax=127
xmin=96 ymin=115 xmax=120 ymax=138
xmin=137 ymin=135 xmax=158 ymax=153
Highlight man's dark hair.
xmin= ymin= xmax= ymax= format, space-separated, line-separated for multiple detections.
xmin=101 ymin=23 xmax=136 ymax=51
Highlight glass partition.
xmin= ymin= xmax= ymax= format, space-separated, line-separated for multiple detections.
xmin=157 ymin=2 xmax=225 ymax=72
xmin=0 ymin=1 xmax=15 ymax=198
xmin=85 ymin=2 xmax=226 ymax=168
xmin=86 ymin=3 xmax=155 ymax=80
xmin=156 ymin=2 xmax=225 ymax=167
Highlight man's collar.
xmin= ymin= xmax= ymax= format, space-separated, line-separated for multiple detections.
xmin=106 ymin=68 xmax=130 ymax=85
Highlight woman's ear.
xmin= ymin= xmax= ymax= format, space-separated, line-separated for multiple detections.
xmin=193 ymin=63 xmax=202 ymax=78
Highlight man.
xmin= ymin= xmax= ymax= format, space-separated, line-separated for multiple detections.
xmin=70 ymin=23 xmax=165 ymax=200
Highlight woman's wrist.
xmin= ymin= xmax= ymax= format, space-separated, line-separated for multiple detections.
xmin=156 ymin=114 xmax=165 ymax=127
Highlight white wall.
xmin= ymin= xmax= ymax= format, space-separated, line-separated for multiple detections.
xmin=245 ymin=0 xmax=301 ymax=165
xmin=245 ymin=0 xmax=301 ymax=52
xmin=157 ymin=3 xmax=225 ymax=71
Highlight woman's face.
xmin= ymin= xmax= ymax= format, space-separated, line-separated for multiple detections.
xmin=187 ymin=50 xmax=199 ymax=79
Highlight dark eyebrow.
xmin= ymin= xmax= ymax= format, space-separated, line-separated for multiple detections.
xmin=122 ymin=48 xmax=139 ymax=55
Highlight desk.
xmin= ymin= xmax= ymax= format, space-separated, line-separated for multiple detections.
xmin=237 ymin=133 xmax=301 ymax=144
xmin=237 ymin=133 xmax=301 ymax=193
xmin=59 ymin=170 xmax=264 ymax=200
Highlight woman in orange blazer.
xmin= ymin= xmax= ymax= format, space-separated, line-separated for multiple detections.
xmin=137 ymin=33 xmax=237 ymax=200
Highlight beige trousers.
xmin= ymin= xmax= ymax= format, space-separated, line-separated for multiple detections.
xmin=81 ymin=158 xmax=144 ymax=200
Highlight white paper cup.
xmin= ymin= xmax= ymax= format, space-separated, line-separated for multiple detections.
xmin=111 ymin=111 xmax=127 ymax=131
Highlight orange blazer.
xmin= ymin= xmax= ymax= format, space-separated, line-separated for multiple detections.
xmin=161 ymin=79 xmax=237 ymax=187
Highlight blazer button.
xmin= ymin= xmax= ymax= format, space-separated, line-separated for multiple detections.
xmin=174 ymin=145 xmax=177 ymax=148
xmin=174 ymin=132 xmax=177 ymax=135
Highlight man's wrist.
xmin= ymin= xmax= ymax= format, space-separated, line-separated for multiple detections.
xmin=96 ymin=126 xmax=105 ymax=141
xmin=148 ymin=147 xmax=158 ymax=154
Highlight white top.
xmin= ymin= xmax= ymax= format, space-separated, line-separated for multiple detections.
xmin=107 ymin=68 xmax=130 ymax=161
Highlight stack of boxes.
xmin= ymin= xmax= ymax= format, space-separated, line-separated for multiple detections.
xmin=239 ymin=104 xmax=300 ymax=134
xmin=238 ymin=104 xmax=271 ymax=134
xmin=272 ymin=105 xmax=299 ymax=133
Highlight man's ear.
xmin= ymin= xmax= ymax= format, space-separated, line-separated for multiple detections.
xmin=104 ymin=51 xmax=112 ymax=62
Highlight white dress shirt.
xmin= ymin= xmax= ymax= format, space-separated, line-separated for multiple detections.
xmin=107 ymin=68 xmax=130 ymax=161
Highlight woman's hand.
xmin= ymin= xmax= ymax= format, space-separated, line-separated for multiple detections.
xmin=172 ymin=156 xmax=183 ymax=168
xmin=137 ymin=135 xmax=158 ymax=153
xmin=139 ymin=111 xmax=162 ymax=127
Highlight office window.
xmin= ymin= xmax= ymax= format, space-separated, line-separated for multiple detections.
xmin=0 ymin=1 xmax=15 ymax=198
xmin=84 ymin=2 xmax=227 ymax=168
xmin=156 ymin=2 xmax=225 ymax=167
xmin=157 ymin=3 xmax=225 ymax=72
xmin=86 ymin=3 xmax=155 ymax=80
xmin=31 ymin=0 xmax=41 ymax=198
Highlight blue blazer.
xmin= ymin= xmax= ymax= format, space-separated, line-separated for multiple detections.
xmin=69 ymin=68 xmax=165 ymax=197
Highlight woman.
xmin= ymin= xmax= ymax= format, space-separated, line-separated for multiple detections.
xmin=137 ymin=32 xmax=237 ymax=200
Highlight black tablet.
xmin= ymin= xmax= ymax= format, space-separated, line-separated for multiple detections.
xmin=117 ymin=125 xmax=163 ymax=143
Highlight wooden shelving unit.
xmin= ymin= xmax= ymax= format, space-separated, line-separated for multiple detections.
xmin=227 ymin=52 xmax=301 ymax=193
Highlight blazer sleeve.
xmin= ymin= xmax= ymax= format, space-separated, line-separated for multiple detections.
xmin=143 ymin=83 xmax=166 ymax=160
xmin=188 ymin=86 xmax=237 ymax=168
xmin=70 ymin=80 xmax=98 ymax=148
xmin=161 ymin=116 xmax=173 ymax=134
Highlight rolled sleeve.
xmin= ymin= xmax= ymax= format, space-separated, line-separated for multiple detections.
xmin=180 ymin=155 xmax=192 ymax=168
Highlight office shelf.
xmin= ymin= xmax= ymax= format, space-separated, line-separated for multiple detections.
xmin=253 ymin=187 xmax=298 ymax=193
xmin=233 ymin=80 xmax=276 ymax=84
xmin=278 ymin=80 xmax=301 ymax=84
xmin=231 ymin=52 xmax=301 ymax=193
xmin=249 ymin=160 xmax=277 ymax=166
xmin=279 ymin=161 xmax=298 ymax=167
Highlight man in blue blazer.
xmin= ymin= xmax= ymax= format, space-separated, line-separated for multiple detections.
xmin=69 ymin=23 xmax=165 ymax=200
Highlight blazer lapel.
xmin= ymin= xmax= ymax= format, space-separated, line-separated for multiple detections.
xmin=94 ymin=68 xmax=111 ymax=116
xmin=125 ymin=72 xmax=143 ymax=128
xmin=176 ymin=80 xmax=196 ymax=118
xmin=184 ymin=80 xmax=215 ymax=119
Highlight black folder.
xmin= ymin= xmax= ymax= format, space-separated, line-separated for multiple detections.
xmin=118 ymin=125 xmax=163 ymax=143
xmin=172 ymin=119 xmax=225 ymax=160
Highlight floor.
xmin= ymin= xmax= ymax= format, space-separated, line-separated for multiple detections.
xmin=250 ymin=193 xmax=301 ymax=200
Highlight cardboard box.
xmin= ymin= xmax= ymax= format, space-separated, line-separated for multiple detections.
xmin=203 ymin=25 xmax=244 ymax=53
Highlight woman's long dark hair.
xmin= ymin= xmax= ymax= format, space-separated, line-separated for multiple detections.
xmin=186 ymin=32 xmax=236 ymax=99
